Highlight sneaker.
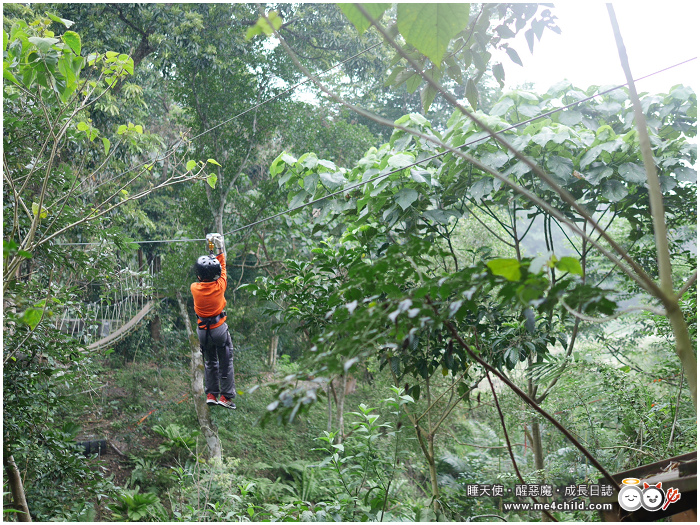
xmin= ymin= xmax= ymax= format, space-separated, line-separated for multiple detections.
xmin=206 ymin=393 xmax=218 ymax=405
xmin=218 ymin=395 xmax=236 ymax=410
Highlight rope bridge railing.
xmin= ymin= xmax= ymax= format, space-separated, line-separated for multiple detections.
xmin=55 ymin=259 xmax=156 ymax=349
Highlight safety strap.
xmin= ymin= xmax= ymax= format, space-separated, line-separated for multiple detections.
xmin=197 ymin=310 xmax=226 ymax=330
xmin=197 ymin=310 xmax=226 ymax=350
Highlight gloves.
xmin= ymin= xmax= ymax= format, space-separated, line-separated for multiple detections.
xmin=206 ymin=233 xmax=225 ymax=255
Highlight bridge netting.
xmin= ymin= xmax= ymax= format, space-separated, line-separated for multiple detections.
xmin=54 ymin=256 xmax=157 ymax=350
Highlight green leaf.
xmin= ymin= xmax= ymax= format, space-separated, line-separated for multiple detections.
xmin=117 ymin=124 xmax=127 ymax=135
xmin=465 ymin=77 xmax=478 ymax=110
xmin=245 ymin=25 xmax=263 ymax=41
xmin=406 ymin=73 xmax=422 ymax=94
xmin=397 ymin=3 xmax=471 ymax=66
xmin=319 ymin=171 xmax=346 ymax=189
xmin=206 ymin=173 xmax=217 ymax=189
xmin=601 ymin=180 xmax=628 ymax=202
xmin=3 ymin=62 xmax=20 ymax=86
xmin=20 ymin=308 xmax=42 ymax=330
xmin=77 ymin=121 xmax=89 ymax=132
xmin=493 ymin=62 xmax=505 ymax=88
xmin=186 ymin=160 xmax=197 ymax=171
xmin=618 ymin=162 xmax=646 ymax=184
xmin=28 ymin=36 xmax=59 ymax=53
xmin=558 ymin=110 xmax=583 ymax=126
xmin=46 ymin=12 xmax=74 ymax=28
xmin=3 ymin=29 xmax=7 ymax=53
xmin=289 ymin=190 xmax=309 ymax=209
xmin=387 ymin=153 xmax=414 ymax=169
xmin=102 ymin=137 xmax=110 ymax=155
xmin=674 ymin=166 xmax=696 ymax=183
xmin=555 ymin=256 xmax=583 ymax=276
xmin=31 ymin=202 xmax=47 ymax=218
xmin=338 ymin=3 xmax=391 ymax=34
xmin=505 ymin=46 xmax=523 ymax=66
xmin=421 ymin=84 xmax=438 ymax=113
xmin=394 ymin=188 xmax=418 ymax=210
xmin=547 ymin=155 xmax=574 ymax=184
xmin=62 ymin=31 xmax=81 ymax=56
xmin=207 ymin=158 xmax=222 ymax=167
xmin=487 ymin=258 xmax=521 ymax=281
xmin=245 ymin=11 xmax=283 ymax=40
xmin=469 ymin=177 xmax=493 ymax=200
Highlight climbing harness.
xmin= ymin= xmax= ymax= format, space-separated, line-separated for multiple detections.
xmin=197 ymin=311 xmax=227 ymax=349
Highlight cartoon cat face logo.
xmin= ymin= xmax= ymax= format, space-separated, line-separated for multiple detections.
xmin=618 ymin=485 xmax=643 ymax=512
xmin=641 ymin=482 xmax=665 ymax=512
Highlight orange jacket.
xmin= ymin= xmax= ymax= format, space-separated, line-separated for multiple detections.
xmin=190 ymin=253 xmax=227 ymax=329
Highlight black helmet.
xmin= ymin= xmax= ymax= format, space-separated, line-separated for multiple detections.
xmin=195 ymin=255 xmax=221 ymax=282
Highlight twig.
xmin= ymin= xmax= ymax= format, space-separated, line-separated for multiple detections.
xmin=676 ymin=271 xmax=697 ymax=299
xmin=108 ymin=440 xmax=127 ymax=458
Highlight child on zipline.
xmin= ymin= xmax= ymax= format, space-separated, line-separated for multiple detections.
xmin=191 ymin=233 xmax=236 ymax=409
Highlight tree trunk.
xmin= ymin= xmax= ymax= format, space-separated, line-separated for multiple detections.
xmin=269 ymin=334 xmax=278 ymax=368
xmin=176 ymin=292 xmax=222 ymax=461
xmin=327 ymin=381 xmax=334 ymax=432
xmin=150 ymin=314 xmax=162 ymax=354
xmin=3 ymin=446 xmax=31 ymax=521
xmin=668 ymin=304 xmax=697 ymax=411
xmin=336 ymin=374 xmax=347 ymax=442
xmin=531 ymin=419 xmax=550 ymax=521
xmin=427 ymin=434 xmax=440 ymax=515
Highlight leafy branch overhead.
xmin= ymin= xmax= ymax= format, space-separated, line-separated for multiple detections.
xmin=330 ymin=4 xmax=559 ymax=113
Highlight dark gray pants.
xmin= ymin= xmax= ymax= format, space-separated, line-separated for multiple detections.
xmin=197 ymin=322 xmax=235 ymax=399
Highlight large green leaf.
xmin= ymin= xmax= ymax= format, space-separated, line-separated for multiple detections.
xmin=421 ymin=84 xmax=438 ymax=113
xmin=394 ymin=188 xmax=418 ymax=210
xmin=397 ymin=4 xmax=471 ymax=66
xmin=555 ymin=256 xmax=583 ymax=276
xmin=469 ymin=177 xmax=493 ymax=200
xmin=387 ymin=153 xmax=414 ymax=169
xmin=601 ymin=179 xmax=628 ymax=202
xmin=45 ymin=12 xmax=74 ymax=28
xmin=20 ymin=307 xmax=43 ymax=330
xmin=617 ymin=162 xmax=646 ymax=184
xmin=319 ymin=171 xmax=346 ymax=189
xmin=674 ymin=166 xmax=696 ymax=183
xmin=245 ymin=11 xmax=283 ymax=40
xmin=338 ymin=3 xmax=390 ymax=34
xmin=28 ymin=36 xmax=59 ymax=53
xmin=487 ymin=258 xmax=521 ymax=281
xmin=62 ymin=31 xmax=81 ymax=56
xmin=465 ymin=77 xmax=478 ymax=110
xmin=547 ymin=155 xmax=574 ymax=184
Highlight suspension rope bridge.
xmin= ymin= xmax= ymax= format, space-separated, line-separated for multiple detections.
xmin=54 ymin=258 xmax=157 ymax=350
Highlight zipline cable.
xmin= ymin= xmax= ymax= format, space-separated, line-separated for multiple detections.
xmin=57 ymin=56 xmax=697 ymax=247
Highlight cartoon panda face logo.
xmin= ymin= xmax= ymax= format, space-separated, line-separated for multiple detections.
xmin=641 ymin=483 xmax=665 ymax=512
xmin=618 ymin=485 xmax=643 ymax=512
